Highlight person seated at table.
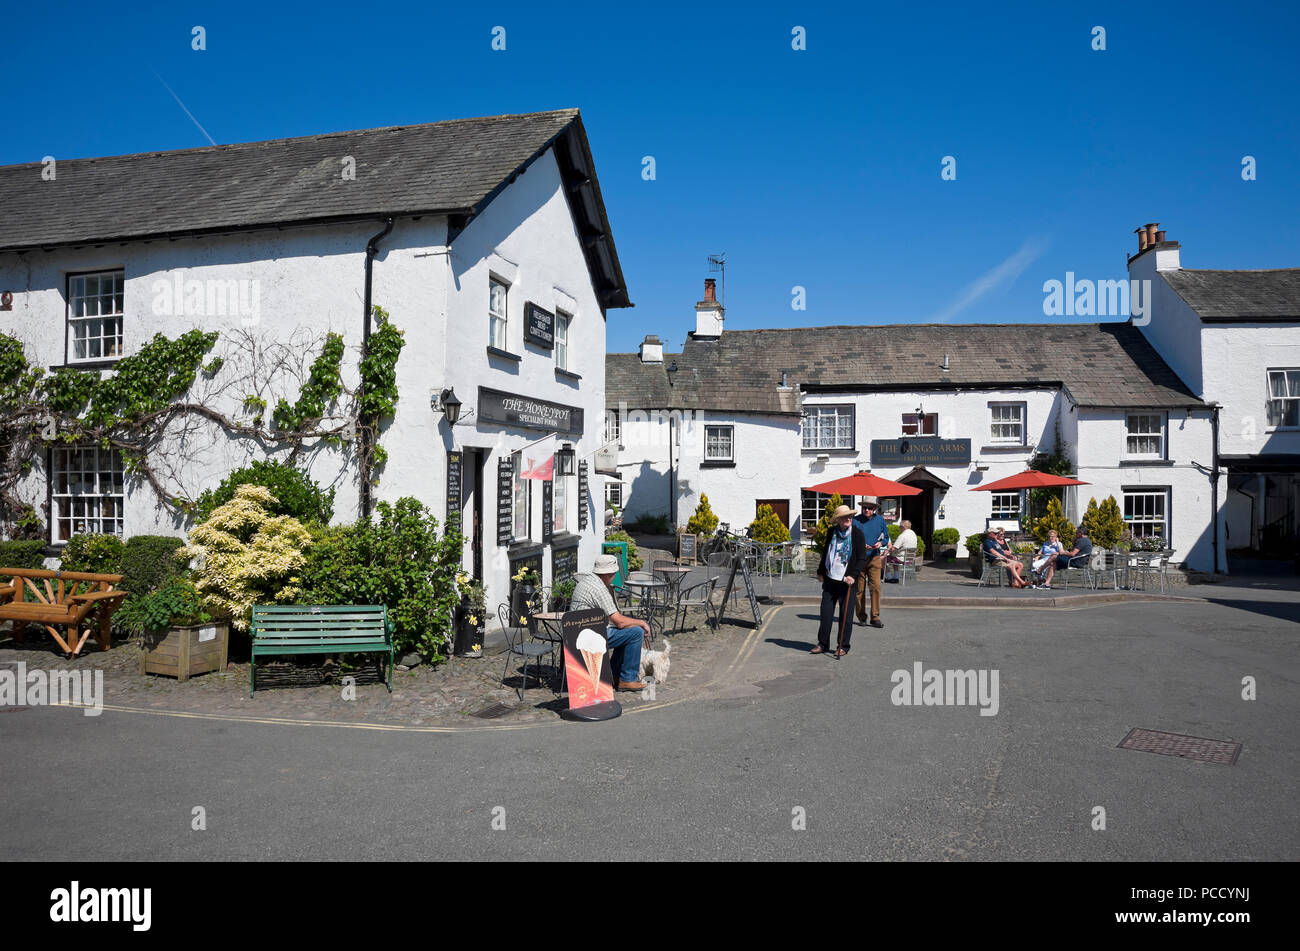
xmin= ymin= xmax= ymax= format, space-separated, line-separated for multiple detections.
xmin=982 ymin=528 xmax=1029 ymax=588
xmin=1032 ymin=530 xmax=1065 ymax=587
xmin=884 ymin=519 xmax=917 ymax=581
xmin=569 ymin=554 xmax=650 ymax=691
xmin=1043 ymin=528 xmax=1093 ymax=587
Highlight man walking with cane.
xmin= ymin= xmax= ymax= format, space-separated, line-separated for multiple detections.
xmin=814 ymin=504 xmax=867 ymax=657
xmin=854 ymin=496 xmax=890 ymax=628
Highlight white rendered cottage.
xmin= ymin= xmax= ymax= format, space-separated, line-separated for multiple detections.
xmin=0 ymin=109 xmax=631 ymax=610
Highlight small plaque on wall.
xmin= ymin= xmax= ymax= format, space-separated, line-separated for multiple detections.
xmin=578 ymin=461 xmax=589 ymax=531
xmin=497 ymin=458 xmax=513 ymax=546
xmin=524 ymin=302 xmax=555 ymax=349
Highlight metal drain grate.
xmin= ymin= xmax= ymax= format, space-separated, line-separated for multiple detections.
xmin=1118 ymin=728 xmax=1242 ymax=765
xmin=469 ymin=702 xmax=515 ymax=719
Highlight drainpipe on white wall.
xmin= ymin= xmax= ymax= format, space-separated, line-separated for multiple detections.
xmin=360 ymin=217 xmax=394 ymax=519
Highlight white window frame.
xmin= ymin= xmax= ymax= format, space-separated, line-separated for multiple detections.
xmin=604 ymin=410 xmax=621 ymax=447
xmin=511 ymin=450 xmax=531 ymax=542
xmin=989 ymin=402 xmax=1026 ymax=444
xmin=901 ymin=413 xmax=938 ymax=437
xmin=1125 ymin=412 xmax=1166 ymax=459
xmin=605 ymin=480 xmax=623 ymax=508
xmin=801 ymin=491 xmax=855 ymax=536
xmin=990 ymin=492 xmax=1022 ymax=520
xmin=67 ymin=269 xmax=124 ymax=363
xmin=704 ymin=424 xmax=734 ymax=462
xmin=489 ymin=277 xmax=509 ymax=351
xmin=802 ymin=405 xmax=854 ymax=450
xmin=554 ymin=310 xmax=571 ymax=371
xmin=1123 ymin=489 xmax=1169 ymax=541
xmin=52 ymin=445 xmax=125 ymax=541
xmin=552 ymin=449 xmax=574 ymax=533
xmin=1267 ymin=368 xmax=1300 ymax=430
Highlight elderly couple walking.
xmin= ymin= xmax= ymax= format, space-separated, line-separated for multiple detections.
xmin=813 ymin=497 xmax=888 ymax=657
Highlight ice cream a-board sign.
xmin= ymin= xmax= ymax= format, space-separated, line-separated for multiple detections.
xmin=561 ymin=608 xmax=621 ymax=720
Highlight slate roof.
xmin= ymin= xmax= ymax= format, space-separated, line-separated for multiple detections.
xmin=0 ymin=109 xmax=630 ymax=308
xmin=1162 ymin=269 xmax=1300 ymax=321
xmin=607 ymin=322 xmax=1203 ymax=412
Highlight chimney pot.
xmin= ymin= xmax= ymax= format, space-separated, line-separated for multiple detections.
xmin=1145 ymin=222 xmax=1159 ymax=245
xmin=1136 ymin=227 xmax=1148 ymax=252
xmin=1155 ymin=229 xmax=1166 ymax=243
xmin=704 ymin=278 xmax=716 ymax=302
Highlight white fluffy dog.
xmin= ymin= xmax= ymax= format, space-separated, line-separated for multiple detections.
xmin=638 ymin=640 xmax=672 ymax=684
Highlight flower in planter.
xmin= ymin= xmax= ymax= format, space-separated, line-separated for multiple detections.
xmin=471 ymin=643 xmax=481 ymax=653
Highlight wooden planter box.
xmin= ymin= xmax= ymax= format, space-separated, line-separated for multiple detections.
xmin=139 ymin=622 xmax=229 ymax=681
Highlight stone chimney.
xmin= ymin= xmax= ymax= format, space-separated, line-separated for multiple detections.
xmin=639 ymin=334 xmax=663 ymax=364
xmin=694 ymin=278 xmax=724 ymax=338
xmin=1127 ymin=221 xmax=1181 ymax=270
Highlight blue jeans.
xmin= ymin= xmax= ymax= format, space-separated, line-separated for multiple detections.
xmin=606 ymin=623 xmax=645 ymax=683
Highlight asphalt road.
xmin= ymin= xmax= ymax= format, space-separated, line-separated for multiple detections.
xmin=2 ymin=586 xmax=1296 ymax=861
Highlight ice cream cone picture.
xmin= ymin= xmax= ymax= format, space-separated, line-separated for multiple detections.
xmin=576 ymin=628 xmax=606 ymax=694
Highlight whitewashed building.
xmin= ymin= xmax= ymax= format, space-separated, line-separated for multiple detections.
xmin=0 ymin=109 xmax=630 ymax=609
xmin=1125 ymin=224 xmax=1300 ymax=564
xmin=608 ymin=262 xmax=1230 ymax=572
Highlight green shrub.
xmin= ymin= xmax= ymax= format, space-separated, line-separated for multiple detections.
xmin=1080 ymin=496 xmax=1125 ymax=548
xmin=749 ymin=504 xmax=791 ymax=543
xmin=886 ymin=523 xmax=925 ymax=557
xmin=685 ymin=495 xmax=719 ymax=537
xmin=1032 ymin=497 xmax=1075 ymax=544
xmin=0 ymin=540 xmax=46 ymax=569
xmin=116 ymin=577 xmax=213 ymax=636
xmin=964 ymin=532 xmax=986 ymax=556
xmin=299 ymin=497 xmax=463 ymax=660
xmin=636 ymin=513 xmax=671 ymax=534
xmin=193 ymin=460 xmax=334 ymax=527
xmin=932 ymin=527 xmax=960 ymax=546
xmin=59 ymin=534 xmax=125 ymax=575
xmin=120 ymin=535 xmax=186 ymax=596
xmin=603 ymin=530 xmax=642 ymax=571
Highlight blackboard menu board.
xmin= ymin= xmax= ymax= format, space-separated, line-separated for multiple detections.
xmin=542 ymin=481 xmax=553 ymax=544
xmin=679 ymin=532 xmax=697 ymax=564
xmin=552 ymin=544 xmax=579 ymax=583
xmin=524 ymin=302 xmax=555 ymax=349
xmin=578 ymin=462 xmax=589 ymax=531
xmin=509 ymin=552 xmax=544 ymax=599
xmin=446 ymin=451 xmax=462 ymax=534
xmin=497 ymin=458 xmax=513 ymax=546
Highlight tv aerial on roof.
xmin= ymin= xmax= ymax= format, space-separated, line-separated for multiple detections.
xmin=708 ymin=251 xmax=725 ymax=306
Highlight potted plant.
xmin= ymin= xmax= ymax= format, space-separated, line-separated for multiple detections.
xmin=124 ymin=577 xmax=229 ymax=681
xmin=454 ymin=575 xmax=486 ymax=658
xmin=551 ymin=576 xmax=576 ymax=612
xmin=510 ymin=564 xmax=541 ymax=619
xmin=931 ymin=528 xmax=961 ymax=562
xmin=965 ymin=533 xmax=987 ymax=578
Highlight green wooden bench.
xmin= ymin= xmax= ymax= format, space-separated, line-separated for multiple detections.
xmin=250 ymin=604 xmax=394 ymax=697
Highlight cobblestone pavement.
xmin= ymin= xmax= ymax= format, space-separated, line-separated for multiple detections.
xmin=0 ymin=608 xmax=749 ymax=729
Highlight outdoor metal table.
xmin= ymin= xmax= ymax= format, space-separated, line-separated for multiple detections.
xmin=652 ymin=565 xmax=693 ymax=629
xmin=622 ymin=578 xmax=670 ymax=644
xmin=530 ymin=611 xmax=567 ymax=692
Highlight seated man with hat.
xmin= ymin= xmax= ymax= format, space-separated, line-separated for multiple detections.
xmin=568 ymin=553 xmax=651 ymax=691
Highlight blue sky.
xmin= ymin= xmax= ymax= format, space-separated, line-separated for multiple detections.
xmin=6 ymin=1 xmax=1298 ymax=352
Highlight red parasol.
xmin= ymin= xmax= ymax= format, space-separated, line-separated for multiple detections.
xmin=805 ymin=472 xmax=923 ymax=497
xmin=969 ymin=470 xmax=1089 ymax=492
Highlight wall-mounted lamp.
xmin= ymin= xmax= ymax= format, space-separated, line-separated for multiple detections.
xmin=432 ymin=387 xmax=463 ymax=426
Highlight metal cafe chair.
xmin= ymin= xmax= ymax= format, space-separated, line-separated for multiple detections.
xmin=891 ymin=549 xmax=919 ymax=586
xmin=1086 ymin=550 xmax=1123 ymax=591
xmin=674 ymin=576 xmax=720 ymax=631
xmin=977 ymin=556 xmax=1006 ymax=588
xmin=497 ymin=603 xmax=557 ymax=700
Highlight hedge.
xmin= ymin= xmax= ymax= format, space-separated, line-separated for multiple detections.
xmin=0 ymin=540 xmax=47 ymax=569
xmin=59 ymin=533 xmax=125 ymax=574
xmin=119 ymin=535 xmax=186 ymax=596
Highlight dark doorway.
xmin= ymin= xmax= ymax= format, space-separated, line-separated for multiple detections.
xmin=466 ymin=449 xmax=485 ymax=581
xmin=897 ymin=466 xmax=951 ymax=558
xmin=756 ymin=499 xmax=790 ymax=533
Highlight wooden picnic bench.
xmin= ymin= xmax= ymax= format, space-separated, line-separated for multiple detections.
xmin=249 ymin=604 xmax=394 ymax=697
xmin=0 ymin=567 xmax=127 ymax=657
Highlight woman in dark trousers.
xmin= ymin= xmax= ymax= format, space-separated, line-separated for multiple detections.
xmin=814 ymin=505 xmax=868 ymax=657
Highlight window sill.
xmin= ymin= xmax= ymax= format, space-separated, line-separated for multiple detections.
xmin=507 ymin=541 xmax=544 ymax=559
xmin=1119 ymin=458 xmax=1173 ymax=466
xmin=50 ymin=360 xmax=119 ymax=371
xmin=555 ymin=367 xmax=582 ymax=381
xmin=980 ymin=444 xmax=1030 ymax=453
xmin=700 ymin=461 xmax=736 ymax=468
xmin=801 ymin=447 xmax=856 ymax=454
xmin=487 ymin=346 xmax=522 ymax=362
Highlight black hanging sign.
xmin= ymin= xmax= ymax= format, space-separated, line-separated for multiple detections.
xmin=497 ymin=458 xmax=513 ymax=546
xmin=478 ymin=387 xmax=583 ymax=435
xmin=577 ymin=461 xmax=589 ymax=531
xmin=542 ymin=481 xmax=554 ymax=544
xmin=446 ymin=451 xmax=462 ymax=534
xmin=524 ymin=302 xmax=555 ymax=349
